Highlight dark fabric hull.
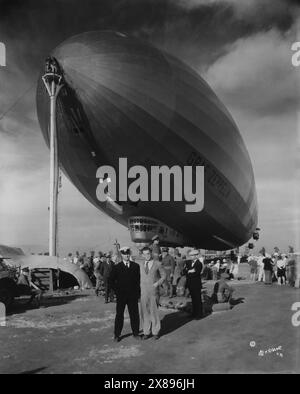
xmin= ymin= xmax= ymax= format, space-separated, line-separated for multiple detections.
xmin=36 ymin=31 xmax=258 ymax=250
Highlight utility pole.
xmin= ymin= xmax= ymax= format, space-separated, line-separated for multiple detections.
xmin=42 ymin=57 xmax=64 ymax=257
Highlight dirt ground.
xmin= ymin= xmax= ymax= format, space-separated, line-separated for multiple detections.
xmin=0 ymin=280 xmax=300 ymax=374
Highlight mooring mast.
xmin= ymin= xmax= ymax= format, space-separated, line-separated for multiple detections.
xmin=42 ymin=57 xmax=64 ymax=256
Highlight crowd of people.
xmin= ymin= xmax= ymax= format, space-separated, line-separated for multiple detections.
xmin=65 ymin=250 xmax=118 ymax=302
xmin=64 ymin=242 xmax=204 ymax=301
xmin=3 ymin=236 xmax=297 ymax=340
xmin=3 ymin=236 xmax=298 ymax=343
xmin=247 ymin=252 xmax=297 ymax=286
xmin=109 ymin=245 xmax=205 ymax=341
xmin=63 ymin=243 xmax=299 ymax=312
xmin=62 ymin=235 xmax=240 ymax=341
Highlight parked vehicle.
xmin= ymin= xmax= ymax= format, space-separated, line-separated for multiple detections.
xmin=0 ymin=260 xmax=18 ymax=309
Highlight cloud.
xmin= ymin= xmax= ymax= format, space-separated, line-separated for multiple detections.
xmin=205 ymin=29 xmax=299 ymax=115
xmin=108 ymin=0 xmax=298 ymax=70
xmin=0 ymin=0 xmax=298 ymax=76
xmin=178 ymin=0 xmax=297 ymax=18
xmin=254 ymin=178 xmax=299 ymax=252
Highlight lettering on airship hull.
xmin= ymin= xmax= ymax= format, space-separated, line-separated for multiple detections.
xmin=96 ymin=158 xmax=204 ymax=213
xmin=187 ymin=151 xmax=231 ymax=199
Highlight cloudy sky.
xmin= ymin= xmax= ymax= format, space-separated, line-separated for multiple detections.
xmin=0 ymin=0 xmax=299 ymax=255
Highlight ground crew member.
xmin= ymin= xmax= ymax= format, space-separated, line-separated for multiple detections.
xmin=184 ymin=249 xmax=203 ymax=319
xmin=150 ymin=235 xmax=161 ymax=261
xmin=99 ymin=253 xmax=114 ymax=303
xmin=94 ymin=252 xmax=105 ymax=296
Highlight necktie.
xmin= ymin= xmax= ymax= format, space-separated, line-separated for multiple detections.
xmin=145 ymin=261 xmax=149 ymax=274
xmin=126 ymin=262 xmax=130 ymax=268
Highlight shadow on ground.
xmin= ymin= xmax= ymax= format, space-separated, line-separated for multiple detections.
xmin=230 ymin=297 xmax=245 ymax=306
xmin=160 ymin=310 xmax=203 ymax=337
xmin=7 ymin=294 xmax=90 ymax=316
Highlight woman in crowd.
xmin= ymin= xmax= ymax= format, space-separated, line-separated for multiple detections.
xmin=276 ymin=255 xmax=286 ymax=285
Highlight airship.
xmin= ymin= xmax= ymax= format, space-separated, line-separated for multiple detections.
xmin=36 ymin=31 xmax=258 ymax=250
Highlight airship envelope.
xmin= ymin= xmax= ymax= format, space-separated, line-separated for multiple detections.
xmin=36 ymin=31 xmax=258 ymax=250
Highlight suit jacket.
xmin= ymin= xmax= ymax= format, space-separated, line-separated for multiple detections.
xmin=184 ymin=259 xmax=203 ymax=289
xmin=138 ymin=260 xmax=166 ymax=296
xmin=109 ymin=260 xmax=140 ymax=299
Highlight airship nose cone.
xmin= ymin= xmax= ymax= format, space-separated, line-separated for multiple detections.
xmin=52 ymin=31 xmax=177 ymax=138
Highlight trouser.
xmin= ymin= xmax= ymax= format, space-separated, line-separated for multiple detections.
xmin=17 ymin=285 xmax=42 ymax=305
xmin=163 ymin=269 xmax=172 ymax=296
xmin=277 ymin=269 xmax=286 ymax=285
xmin=24 ymin=288 xmax=42 ymax=305
xmin=153 ymin=253 xmax=160 ymax=261
xmin=188 ymin=286 xmax=203 ymax=318
xmin=88 ymin=272 xmax=95 ymax=286
xmin=104 ymin=280 xmax=114 ymax=302
xmin=258 ymin=267 xmax=265 ymax=282
xmin=250 ymin=272 xmax=256 ymax=281
xmin=140 ymin=293 xmax=161 ymax=336
xmin=163 ymin=281 xmax=172 ymax=296
xmin=171 ymin=284 xmax=177 ymax=297
xmin=264 ymin=270 xmax=272 ymax=284
xmin=95 ymin=275 xmax=104 ymax=295
xmin=114 ymin=296 xmax=140 ymax=338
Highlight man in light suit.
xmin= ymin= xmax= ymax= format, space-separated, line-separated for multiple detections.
xmin=139 ymin=246 xmax=166 ymax=339
xmin=184 ymin=249 xmax=204 ymax=319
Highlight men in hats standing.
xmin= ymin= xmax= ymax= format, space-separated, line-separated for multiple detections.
xmin=109 ymin=247 xmax=141 ymax=342
xmin=139 ymin=247 xmax=166 ymax=339
xmin=151 ymin=235 xmax=161 ymax=261
xmin=184 ymin=249 xmax=204 ymax=319
xmin=99 ymin=252 xmax=115 ymax=303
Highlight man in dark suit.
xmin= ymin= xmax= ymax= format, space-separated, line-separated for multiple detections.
xmin=109 ymin=247 xmax=141 ymax=342
xmin=184 ymin=249 xmax=204 ymax=319
xmin=99 ymin=252 xmax=115 ymax=303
